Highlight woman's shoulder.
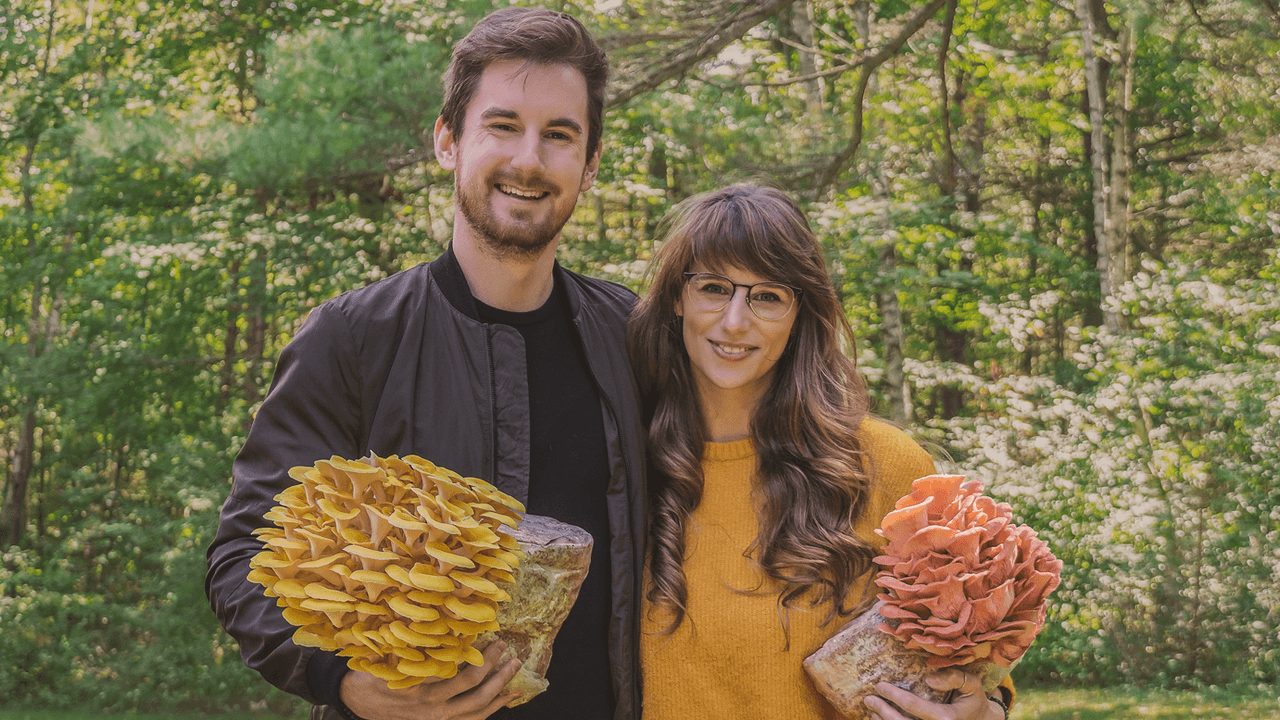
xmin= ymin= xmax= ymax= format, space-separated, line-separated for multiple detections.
xmin=856 ymin=416 xmax=938 ymax=503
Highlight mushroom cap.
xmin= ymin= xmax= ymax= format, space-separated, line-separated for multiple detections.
xmin=386 ymin=621 xmax=446 ymax=648
xmin=388 ymin=594 xmax=441 ymax=622
xmin=484 ymin=569 xmax=517 ymax=585
xmin=471 ymin=554 xmax=514 ymax=573
xmin=423 ymin=542 xmax=475 ymax=571
xmin=349 ymin=570 xmax=396 ymax=602
xmin=398 ymin=658 xmax=458 ymax=679
xmin=293 ymin=628 xmax=339 ymax=651
xmin=271 ymin=579 xmax=310 ymax=599
xmin=408 ymin=564 xmax=456 ymax=593
xmin=318 ymin=498 xmax=361 ymax=521
xmin=449 ymin=572 xmax=500 ymax=596
xmin=443 ymin=595 xmax=497 ymax=623
xmin=305 ymin=583 xmax=358 ymax=603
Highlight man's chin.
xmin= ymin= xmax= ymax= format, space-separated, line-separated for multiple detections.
xmin=479 ymin=225 xmax=558 ymax=259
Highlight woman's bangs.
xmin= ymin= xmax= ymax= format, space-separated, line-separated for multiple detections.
xmin=687 ymin=204 xmax=793 ymax=282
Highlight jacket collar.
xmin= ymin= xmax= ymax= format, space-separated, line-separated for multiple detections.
xmin=429 ymin=243 xmax=581 ymax=322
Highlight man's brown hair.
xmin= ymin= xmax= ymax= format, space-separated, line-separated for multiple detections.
xmin=440 ymin=7 xmax=609 ymax=159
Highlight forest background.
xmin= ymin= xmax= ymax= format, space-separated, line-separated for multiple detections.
xmin=1 ymin=0 xmax=1278 ymax=713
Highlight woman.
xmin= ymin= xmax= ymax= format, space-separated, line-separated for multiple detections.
xmin=628 ymin=185 xmax=1011 ymax=720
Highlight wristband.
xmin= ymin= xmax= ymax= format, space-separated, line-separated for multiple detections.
xmin=988 ymin=692 xmax=1010 ymax=719
xmin=331 ymin=698 xmax=369 ymax=720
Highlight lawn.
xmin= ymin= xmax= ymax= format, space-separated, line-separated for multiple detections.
xmin=2 ymin=686 xmax=1277 ymax=719
xmin=1009 ymin=686 xmax=1279 ymax=720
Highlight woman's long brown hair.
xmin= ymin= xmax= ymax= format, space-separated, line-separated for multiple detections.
xmin=628 ymin=184 xmax=877 ymax=635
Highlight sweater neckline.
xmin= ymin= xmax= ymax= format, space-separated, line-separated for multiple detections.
xmin=704 ymin=437 xmax=754 ymax=461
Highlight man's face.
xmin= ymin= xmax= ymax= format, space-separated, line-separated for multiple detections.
xmin=435 ymin=59 xmax=599 ymax=259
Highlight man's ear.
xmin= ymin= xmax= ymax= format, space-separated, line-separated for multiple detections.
xmin=434 ymin=117 xmax=457 ymax=171
xmin=579 ymin=145 xmax=601 ymax=192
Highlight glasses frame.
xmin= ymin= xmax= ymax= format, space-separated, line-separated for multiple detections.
xmin=682 ymin=271 xmax=801 ymax=321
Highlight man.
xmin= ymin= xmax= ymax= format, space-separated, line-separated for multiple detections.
xmin=205 ymin=9 xmax=645 ymax=720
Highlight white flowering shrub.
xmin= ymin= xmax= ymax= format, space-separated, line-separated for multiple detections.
xmin=922 ymin=253 xmax=1280 ymax=686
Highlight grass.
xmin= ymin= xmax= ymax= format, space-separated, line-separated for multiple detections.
xmin=2 ymin=686 xmax=1277 ymax=719
xmin=1013 ymin=686 xmax=1280 ymax=719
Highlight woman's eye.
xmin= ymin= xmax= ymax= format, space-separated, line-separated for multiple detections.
xmin=701 ymin=283 xmax=732 ymax=296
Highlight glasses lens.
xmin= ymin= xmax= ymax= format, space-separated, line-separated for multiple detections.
xmin=686 ymin=273 xmax=796 ymax=320
xmin=747 ymin=283 xmax=795 ymax=320
xmin=688 ymin=274 xmax=735 ymax=311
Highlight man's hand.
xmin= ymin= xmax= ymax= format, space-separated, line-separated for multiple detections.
xmin=339 ymin=640 xmax=523 ymax=720
xmin=863 ymin=669 xmax=1005 ymax=720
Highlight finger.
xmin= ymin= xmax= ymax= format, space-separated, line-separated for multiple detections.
xmin=924 ymin=668 xmax=969 ymax=694
xmin=863 ymin=692 xmax=907 ymax=720
xmin=459 ymin=687 xmax=523 ymax=720
xmin=874 ymin=681 xmax=947 ymax=720
xmin=451 ymin=656 xmax=523 ymax=715
xmin=927 ymin=669 xmax=984 ymax=702
xmin=439 ymin=640 xmax=511 ymax=695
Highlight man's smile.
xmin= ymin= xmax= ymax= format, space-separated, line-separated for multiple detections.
xmin=497 ymin=183 xmax=550 ymax=200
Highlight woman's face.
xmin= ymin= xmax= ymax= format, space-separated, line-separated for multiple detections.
xmin=676 ymin=262 xmax=799 ymax=413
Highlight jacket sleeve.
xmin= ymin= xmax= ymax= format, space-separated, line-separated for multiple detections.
xmin=204 ymin=302 xmax=365 ymax=703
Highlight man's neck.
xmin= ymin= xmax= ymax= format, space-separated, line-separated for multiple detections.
xmin=451 ymin=224 xmax=558 ymax=312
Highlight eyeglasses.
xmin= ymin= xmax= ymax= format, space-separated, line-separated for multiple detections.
xmin=682 ymin=272 xmax=800 ymax=321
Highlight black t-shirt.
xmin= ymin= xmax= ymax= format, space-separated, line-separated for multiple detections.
xmin=476 ymin=277 xmax=615 ymax=719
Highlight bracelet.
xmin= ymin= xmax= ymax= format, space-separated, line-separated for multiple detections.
xmin=331 ymin=698 xmax=369 ymax=720
xmin=988 ymin=692 xmax=1010 ymax=719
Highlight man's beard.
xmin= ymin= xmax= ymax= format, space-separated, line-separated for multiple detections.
xmin=455 ymin=170 xmax=576 ymax=260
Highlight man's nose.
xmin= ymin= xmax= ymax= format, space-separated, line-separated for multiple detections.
xmin=509 ymin=132 xmax=544 ymax=173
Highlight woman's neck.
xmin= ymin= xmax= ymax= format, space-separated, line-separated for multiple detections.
xmin=698 ymin=387 xmax=760 ymax=443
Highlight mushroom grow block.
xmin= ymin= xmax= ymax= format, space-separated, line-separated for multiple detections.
xmin=489 ymin=513 xmax=593 ymax=708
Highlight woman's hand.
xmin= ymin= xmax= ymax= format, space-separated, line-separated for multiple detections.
xmin=863 ymin=669 xmax=1005 ymax=720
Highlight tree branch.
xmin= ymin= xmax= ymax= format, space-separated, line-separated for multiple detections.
xmin=810 ymin=0 xmax=950 ymax=198
xmin=605 ymin=0 xmax=800 ymax=108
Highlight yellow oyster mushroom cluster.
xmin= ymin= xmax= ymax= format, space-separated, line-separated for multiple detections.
xmin=247 ymin=454 xmax=525 ymax=688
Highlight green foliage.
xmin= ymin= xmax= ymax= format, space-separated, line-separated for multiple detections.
xmin=932 ymin=251 xmax=1280 ymax=687
xmin=2 ymin=0 xmax=1279 ymax=712
xmin=229 ymin=23 xmax=448 ymax=192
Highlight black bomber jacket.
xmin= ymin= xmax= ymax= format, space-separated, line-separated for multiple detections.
xmin=205 ymin=248 xmax=646 ymax=719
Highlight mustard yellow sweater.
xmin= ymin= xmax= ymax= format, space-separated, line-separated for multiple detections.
xmin=640 ymin=418 xmax=939 ymax=720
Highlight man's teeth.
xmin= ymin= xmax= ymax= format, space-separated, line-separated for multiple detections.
xmin=499 ymin=185 xmax=544 ymax=198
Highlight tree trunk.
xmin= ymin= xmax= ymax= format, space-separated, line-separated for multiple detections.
xmin=877 ymin=243 xmax=910 ymax=424
xmin=1076 ymin=0 xmax=1122 ymax=333
xmin=1 ymin=413 xmax=35 ymax=548
xmin=1107 ymin=19 xmax=1137 ymax=318
xmin=855 ymin=0 xmax=910 ymax=424
xmin=791 ymin=0 xmax=823 ymax=117
xmin=2 ymin=0 xmax=56 ymax=546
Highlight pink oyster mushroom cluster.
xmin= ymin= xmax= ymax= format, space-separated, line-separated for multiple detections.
xmin=873 ymin=474 xmax=1062 ymax=668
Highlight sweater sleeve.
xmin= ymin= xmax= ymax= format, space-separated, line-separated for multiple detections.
xmin=204 ymin=302 xmax=365 ymax=704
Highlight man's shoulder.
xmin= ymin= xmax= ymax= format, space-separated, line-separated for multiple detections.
xmin=560 ymin=266 xmax=638 ymax=316
xmin=326 ymin=263 xmax=433 ymax=314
